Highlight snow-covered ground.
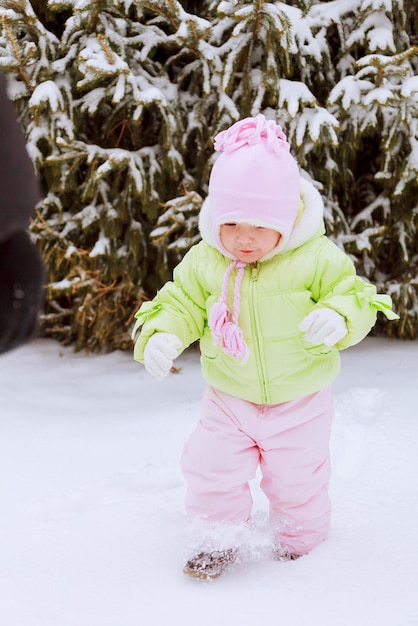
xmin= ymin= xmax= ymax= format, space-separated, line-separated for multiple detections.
xmin=0 ymin=336 xmax=417 ymax=626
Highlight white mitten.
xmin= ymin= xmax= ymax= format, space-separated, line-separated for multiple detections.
xmin=299 ymin=309 xmax=347 ymax=346
xmin=143 ymin=333 xmax=182 ymax=380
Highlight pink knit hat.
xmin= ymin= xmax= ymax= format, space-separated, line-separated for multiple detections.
xmin=207 ymin=114 xmax=300 ymax=363
xmin=209 ymin=114 xmax=300 ymax=257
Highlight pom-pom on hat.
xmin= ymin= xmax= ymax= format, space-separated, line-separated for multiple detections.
xmin=208 ymin=114 xmax=300 ymax=257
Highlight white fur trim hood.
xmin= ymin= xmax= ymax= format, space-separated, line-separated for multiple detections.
xmin=198 ymin=177 xmax=326 ymax=260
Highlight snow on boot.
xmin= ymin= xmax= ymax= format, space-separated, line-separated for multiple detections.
xmin=183 ymin=548 xmax=238 ymax=580
xmin=272 ymin=548 xmax=301 ymax=562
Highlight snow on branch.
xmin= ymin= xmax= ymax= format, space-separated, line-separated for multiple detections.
xmin=29 ymin=80 xmax=65 ymax=112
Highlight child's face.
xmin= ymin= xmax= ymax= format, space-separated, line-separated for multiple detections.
xmin=219 ymin=223 xmax=281 ymax=263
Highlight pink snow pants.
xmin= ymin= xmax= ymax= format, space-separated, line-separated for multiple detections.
xmin=181 ymin=386 xmax=333 ymax=555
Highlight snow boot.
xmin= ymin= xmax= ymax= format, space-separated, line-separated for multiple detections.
xmin=183 ymin=548 xmax=238 ymax=580
xmin=272 ymin=548 xmax=301 ymax=562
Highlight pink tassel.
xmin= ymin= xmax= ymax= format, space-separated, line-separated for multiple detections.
xmin=208 ymin=300 xmax=230 ymax=344
xmin=208 ymin=259 xmax=250 ymax=363
xmin=221 ymin=322 xmax=249 ymax=363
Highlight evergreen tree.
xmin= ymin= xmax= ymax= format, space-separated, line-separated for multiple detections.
xmin=0 ymin=0 xmax=416 ymax=350
xmin=0 ymin=0 xmax=187 ymax=350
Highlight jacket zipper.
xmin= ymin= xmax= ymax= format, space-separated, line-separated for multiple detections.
xmin=251 ymin=262 xmax=258 ymax=281
xmin=249 ymin=262 xmax=269 ymax=403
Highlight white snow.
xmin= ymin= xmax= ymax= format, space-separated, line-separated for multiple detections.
xmin=329 ymin=76 xmax=375 ymax=109
xmin=0 ymin=336 xmax=417 ymax=625
xmin=29 ymin=81 xmax=64 ymax=113
xmin=89 ymin=232 xmax=109 ymax=257
xmin=278 ymin=79 xmax=316 ymax=116
xmin=401 ymin=75 xmax=418 ymax=98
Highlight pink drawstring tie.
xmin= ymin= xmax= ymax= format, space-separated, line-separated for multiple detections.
xmin=209 ymin=260 xmax=249 ymax=363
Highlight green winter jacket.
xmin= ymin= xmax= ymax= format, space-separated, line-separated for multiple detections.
xmin=132 ymin=180 xmax=397 ymax=404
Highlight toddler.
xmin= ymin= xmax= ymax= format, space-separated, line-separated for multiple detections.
xmin=132 ymin=114 xmax=397 ymax=580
